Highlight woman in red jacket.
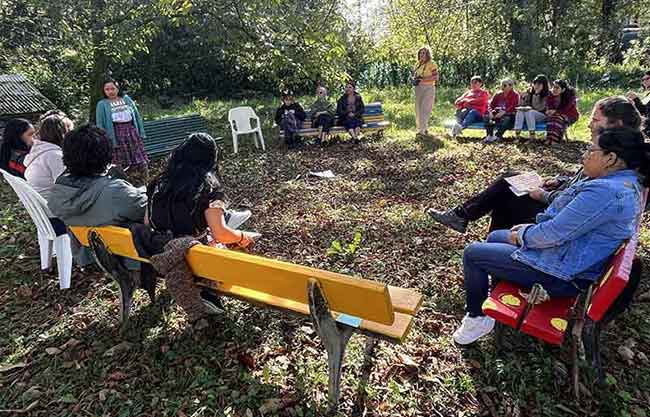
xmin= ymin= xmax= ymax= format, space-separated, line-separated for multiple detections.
xmin=483 ymin=79 xmax=520 ymax=143
xmin=545 ymin=79 xmax=579 ymax=144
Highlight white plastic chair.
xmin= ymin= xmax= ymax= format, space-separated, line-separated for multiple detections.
xmin=228 ymin=106 xmax=266 ymax=154
xmin=0 ymin=169 xmax=73 ymax=289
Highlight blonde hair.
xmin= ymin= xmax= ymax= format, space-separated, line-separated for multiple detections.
xmin=417 ymin=47 xmax=432 ymax=63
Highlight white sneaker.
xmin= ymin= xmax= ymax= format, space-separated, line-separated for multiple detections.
xmin=225 ymin=209 xmax=252 ymax=229
xmin=450 ymin=122 xmax=462 ymax=138
xmin=453 ymin=314 xmax=495 ymax=345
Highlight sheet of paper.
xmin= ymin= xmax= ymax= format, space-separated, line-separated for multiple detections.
xmin=308 ymin=170 xmax=336 ymax=178
xmin=505 ymin=172 xmax=543 ymax=195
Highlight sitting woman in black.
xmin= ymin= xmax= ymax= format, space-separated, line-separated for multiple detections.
xmin=145 ymin=133 xmax=257 ymax=326
xmin=147 ymin=132 xmax=257 ymax=246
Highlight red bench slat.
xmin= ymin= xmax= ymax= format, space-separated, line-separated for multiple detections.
xmin=519 ymin=297 xmax=577 ymax=345
xmin=482 ymin=281 xmax=528 ymax=328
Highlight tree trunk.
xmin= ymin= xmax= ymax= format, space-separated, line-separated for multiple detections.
xmin=88 ymin=0 xmax=108 ymax=122
xmin=600 ymin=0 xmax=622 ymax=63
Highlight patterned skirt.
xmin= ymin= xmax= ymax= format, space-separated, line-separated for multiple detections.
xmin=112 ymin=122 xmax=149 ymax=168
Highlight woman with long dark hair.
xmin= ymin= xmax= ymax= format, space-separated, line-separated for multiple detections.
xmin=0 ymin=118 xmax=35 ymax=177
xmin=24 ymin=112 xmax=74 ymax=199
xmin=336 ymin=80 xmax=365 ymax=143
xmin=413 ymin=46 xmax=439 ymax=136
xmin=544 ymin=79 xmax=579 ymax=144
xmin=146 ymin=133 xmax=258 ymax=325
xmin=147 ymin=132 xmax=257 ymax=245
xmin=514 ymin=74 xmax=550 ymax=142
xmin=95 ymin=78 xmax=149 ymax=186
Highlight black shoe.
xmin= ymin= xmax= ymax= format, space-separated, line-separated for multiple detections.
xmin=426 ymin=208 xmax=468 ymax=233
xmin=201 ymin=289 xmax=225 ymax=314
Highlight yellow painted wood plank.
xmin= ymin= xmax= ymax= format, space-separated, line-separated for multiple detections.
xmin=388 ymin=286 xmax=423 ymax=316
xmin=69 ymin=226 xmax=396 ymax=325
xmin=196 ymin=279 xmax=413 ymax=342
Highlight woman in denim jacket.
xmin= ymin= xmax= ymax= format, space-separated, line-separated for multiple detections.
xmin=454 ymin=126 xmax=650 ymax=345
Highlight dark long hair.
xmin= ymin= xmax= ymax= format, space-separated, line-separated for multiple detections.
xmin=598 ymin=127 xmax=650 ymax=187
xmin=38 ymin=115 xmax=69 ymax=147
xmin=553 ymin=79 xmax=576 ymax=108
xmin=529 ymin=74 xmax=550 ymax=97
xmin=597 ymin=96 xmax=641 ymax=130
xmin=101 ymin=78 xmax=124 ymax=99
xmin=0 ymin=118 xmax=32 ymax=171
xmin=154 ymin=132 xmax=223 ymax=204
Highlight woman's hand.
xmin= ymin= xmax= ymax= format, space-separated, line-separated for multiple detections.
xmin=237 ymin=231 xmax=258 ymax=248
xmin=528 ymin=188 xmax=545 ymax=201
xmin=627 ymin=91 xmax=638 ymax=101
xmin=542 ymin=177 xmax=560 ymax=190
xmin=509 ymin=230 xmax=519 ymax=245
xmin=546 ymin=110 xmax=556 ymax=116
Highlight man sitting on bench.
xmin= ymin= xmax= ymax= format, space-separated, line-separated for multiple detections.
xmin=452 ymin=126 xmax=649 ymax=345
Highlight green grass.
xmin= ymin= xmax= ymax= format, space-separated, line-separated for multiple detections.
xmin=1 ymin=87 xmax=649 ymax=416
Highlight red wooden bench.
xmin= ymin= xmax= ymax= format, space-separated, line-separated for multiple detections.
xmin=482 ymin=190 xmax=647 ymax=398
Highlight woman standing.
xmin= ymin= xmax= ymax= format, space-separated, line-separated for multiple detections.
xmin=95 ymin=78 xmax=149 ymax=186
xmin=513 ymin=74 xmax=550 ymax=142
xmin=413 ymin=47 xmax=439 ymax=136
xmin=336 ymin=81 xmax=365 ymax=143
xmin=545 ymin=79 xmax=579 ymax=145
xmin=0 ymin=118 xmax=35 ymax=178
xmin=627 ymin=70 xmax=650 ymax=138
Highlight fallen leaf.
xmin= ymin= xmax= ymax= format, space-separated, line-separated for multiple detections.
xmin=103 ymin=341 xmax=133 ymax=357
xmin=98 ymin=389 xmax=111 ymax=402
xmin=59 ymin=338 xmax=81 ymax=350
xmin=618 ymin=345 xmax=634 ymax=363
xmin=468 ymin=359 xmax=482 ymax=369
xmin=21 ymin=386 xmax=43 ymax=401
xmin=45 ymin=347 xmax=62 ymax=356
xmin=636 ymin=352 xmax=648 ymax=363
xmin=638 ymin=291 xmax=650 ymax=302
xmin=237 ymin=352 xmax=256 ymax=370
xmin=398 ymin=353 xmax=418 ymax=369
xmin=16 ymin=285 xmax=32 ymax=299
xmin=107 ymin=371 xmax=128 ymax=381
xmin=0 ymin=362 xmax=26 ymax=372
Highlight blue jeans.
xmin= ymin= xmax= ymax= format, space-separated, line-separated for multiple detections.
xmin=456 ymin=108 xmax=483 ymax=128
xmin=463 ymin=230 xmax=582 ymax=317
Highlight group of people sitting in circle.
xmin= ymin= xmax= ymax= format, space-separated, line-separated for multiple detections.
xmin=1 ymin=71 xmax=650 ymax=341
xmin=275 ymin=80 xmax=366 ymax=148
xmin=449 ymin=74 xmax=579 ymax=145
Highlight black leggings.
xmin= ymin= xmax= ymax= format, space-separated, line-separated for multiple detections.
xmin=459 ymin=171 xmax=548 ymax=231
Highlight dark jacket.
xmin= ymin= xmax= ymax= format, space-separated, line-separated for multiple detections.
xmin=632 ymin=94 xmax=650 ymax=137
xmin=336 ymin=93 xmax=365 ymax=122
xmin=274 ymin=102 xmax=306 ymax=126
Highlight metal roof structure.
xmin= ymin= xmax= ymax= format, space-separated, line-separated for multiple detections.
xmin=0 ymin=74 xmax=56 ymax=117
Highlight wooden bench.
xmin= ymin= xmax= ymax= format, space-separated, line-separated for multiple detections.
xmin=482 ymin=190 xmax=647 ymax=399
xmin=143 ymin=114 xmax=223 ymax=158
xmin=279 ymin=102 xmax=391 ymax=140
xmin=68 ymin=225 xmax=422 ymax=412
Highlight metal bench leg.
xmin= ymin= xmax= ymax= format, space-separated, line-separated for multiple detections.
xmin=308 ymin=279 xmax=355 ymax=414
xmin=582 ymin=318 xmax=605 ymax=384
xmin=88 ymin=231 xmax=135 ymax=324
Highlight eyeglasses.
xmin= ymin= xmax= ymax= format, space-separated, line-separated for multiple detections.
xmin=584 ymin=143 xmax=606 ymax=155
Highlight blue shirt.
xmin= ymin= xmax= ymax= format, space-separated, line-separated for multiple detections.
xmin=513 ymin=169 xmax=642 ymax=282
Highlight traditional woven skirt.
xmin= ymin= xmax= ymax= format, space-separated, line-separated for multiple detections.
xmin=112 ymin=122 xmax=149 ymax=168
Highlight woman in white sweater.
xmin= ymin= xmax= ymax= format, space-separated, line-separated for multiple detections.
xmin=24 ymin=112 xmax=73 ymax=200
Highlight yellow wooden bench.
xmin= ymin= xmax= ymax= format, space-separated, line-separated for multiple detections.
xmin=69 ymin=225 xmax=422 ymax=412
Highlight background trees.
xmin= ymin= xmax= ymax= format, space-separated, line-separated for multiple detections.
xmin=0 ymin=0 xmax=648 ymax=117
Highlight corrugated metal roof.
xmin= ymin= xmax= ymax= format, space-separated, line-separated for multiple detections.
xmin=0 ymin=74 xmax=56 ymax=116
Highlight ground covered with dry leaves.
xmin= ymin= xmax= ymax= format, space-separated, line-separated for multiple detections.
xmin=1 ymin=89 xmax=650 ymax=416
